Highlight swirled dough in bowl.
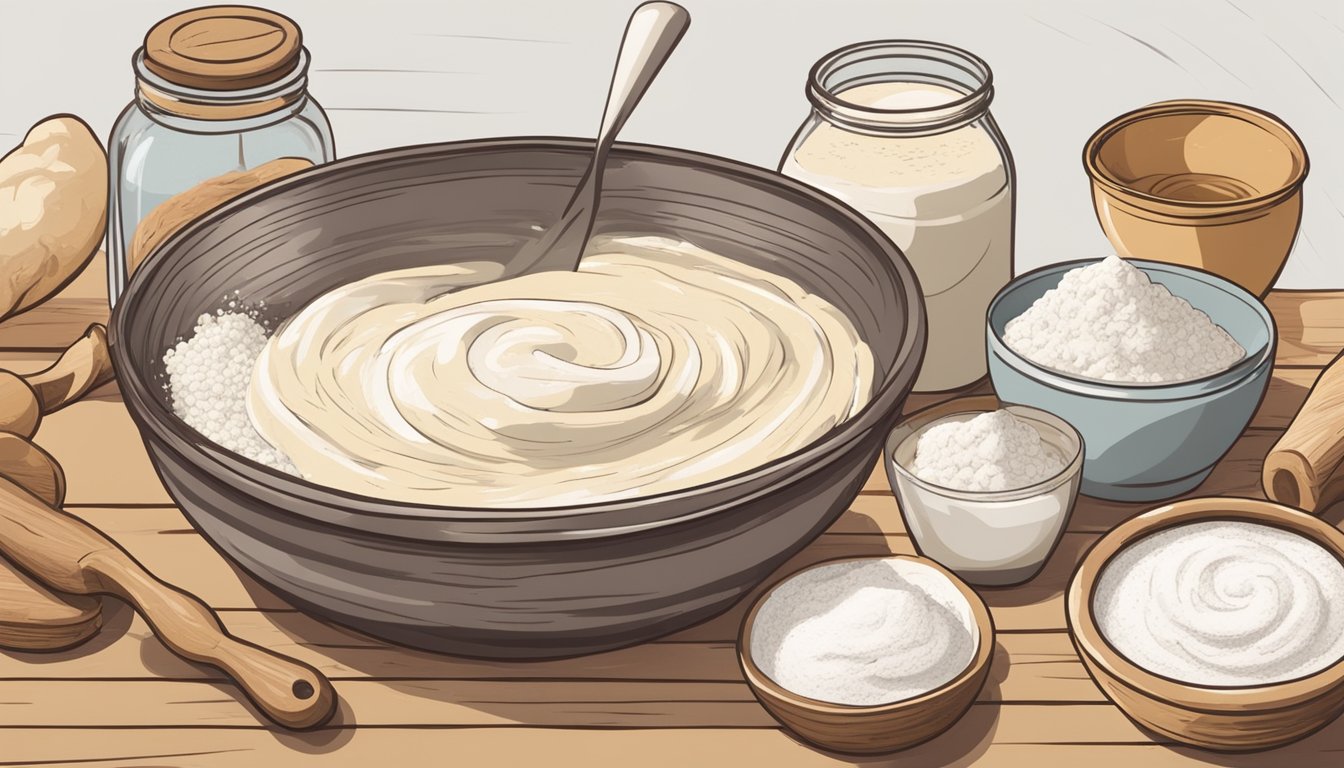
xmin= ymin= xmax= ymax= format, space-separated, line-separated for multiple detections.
xmin=1093 ymin=520 xmax=1344 ymax=686
xmin=248 ymin=234 xmax=875 ymax=507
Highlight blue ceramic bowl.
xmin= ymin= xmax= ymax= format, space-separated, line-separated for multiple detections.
xmin=987 ymin=259 xmax=1275 ymax=502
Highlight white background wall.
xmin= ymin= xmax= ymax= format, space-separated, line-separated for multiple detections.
xmin=4 ymin=0 xmax=1340 ymax=287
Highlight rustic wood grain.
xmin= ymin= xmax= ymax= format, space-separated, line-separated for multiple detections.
xmin=0 ymin=727 xmax=1289 ymax=768
xmin=3 ymin=710 xmax=1344 ymax=767
xmin=14 ymin=728 xmax=1344 ymax=768
xmin=0 ymin=609 xmax=1100 ymax=703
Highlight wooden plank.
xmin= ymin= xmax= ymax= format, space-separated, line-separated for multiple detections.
xmin=0 ymin=679 xmax=1168 ymax=735
xmin=0 ymin=727 xmax=1257 ymax=768
xmin=0 ymin=607 xmax=1100 ymax=703
xmin=1268 ymin=290 xmax=1344 ymax=367
xmin=0 ymin=678 xmax=776 ymax=729
xmin=6 ymin=703 xmax=1344 ymax=762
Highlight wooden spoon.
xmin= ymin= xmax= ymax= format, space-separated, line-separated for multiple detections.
xmin=0 ymin=475 xmax=336 ymax=729
xmin=0 ymin=323 xmax=116 ymax=438
xmin=509 ymin=1 xmax=690 ymax=275
xmin=0 ymin=328 xmax=106 ymax=652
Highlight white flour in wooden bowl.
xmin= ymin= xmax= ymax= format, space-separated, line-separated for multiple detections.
xmin=749 ymin=558 xmax=978 ymax=705
xmin=1093 ymin=520 xmax=1344 ymax=686
xmin=1003 ymin=255 xmax=1245 ymax=383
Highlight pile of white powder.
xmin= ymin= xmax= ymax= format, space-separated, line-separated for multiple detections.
xmin=1093 ymin=520 xmax=1344 ymax=686
xmin=749 ymin=558 xmax=977 ymax=706
xmin=910 ymin=410 xmax=1065 ymax=492
xmin=162 ymin=311 xmax=296 ymax=474
xmin=1003 ymin=255 xmax=1245 ymax=383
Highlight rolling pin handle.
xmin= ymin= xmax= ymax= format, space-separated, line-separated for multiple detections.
xmin=1263 ymin=350 xmax=1344 ymax=513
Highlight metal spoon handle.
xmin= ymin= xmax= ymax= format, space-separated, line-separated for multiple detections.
xmin=514 ymin=2 xmax=690 ymax=275
xmin=594 ymin=2 xmax=691 ymax=156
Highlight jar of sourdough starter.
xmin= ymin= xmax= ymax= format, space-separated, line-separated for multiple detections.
xmin=782 ymin=41 xmax=1014 ymax=392
xmin=107 ymin=6 xmax=335 ymax=305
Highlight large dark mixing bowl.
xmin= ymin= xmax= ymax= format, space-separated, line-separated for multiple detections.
xmin=110 ymin=138 xmax=926 ymax=658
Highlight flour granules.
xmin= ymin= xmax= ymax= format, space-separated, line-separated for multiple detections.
xmin=749 ymin=558 xmax=978 ymax=706
xmin=162 ymin=311 xmax=296 ymax=474
xmin=1003 ymin=255 xmax=1245 ymax=383
xmin=910 ymin=410 xmax=1065 ymax=492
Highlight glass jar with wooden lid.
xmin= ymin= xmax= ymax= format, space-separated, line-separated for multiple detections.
xmin=107 ymin=5 xmax=335 ymax=305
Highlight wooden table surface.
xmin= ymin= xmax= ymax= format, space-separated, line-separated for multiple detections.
xmin=8 ymin=256 xmax=1344 ymax=767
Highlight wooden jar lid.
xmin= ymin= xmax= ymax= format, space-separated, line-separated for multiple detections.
xmin=144 ymin=6 xmax=303 ymax=91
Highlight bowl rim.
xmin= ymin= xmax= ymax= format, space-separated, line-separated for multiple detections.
xmin=804 ymin=39 xmax=995 ymax=135
xmin=987 ymin=257 xmax=1277 ymax=399
xmin=737 ymin=554 xmax=995 ymax=715
xmin=1082 ymin=99 xmax=1310 ymax=214
xmin=111 ymin=136 xmax=926 ymax=537
xmin=885 ymin=395 xmax=1085 ymax=501
xmin=1067 ymin=497 xmax=1344 ymax=712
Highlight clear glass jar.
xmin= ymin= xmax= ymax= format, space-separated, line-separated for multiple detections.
xmin=107 ymin=11 xmax=334 ymax=306
xmin=781 ymin=41 xmax=1014 ymax=392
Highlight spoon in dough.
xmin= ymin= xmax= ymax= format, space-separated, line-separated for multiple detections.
xmin=510 ymin=1 xmax=690 ymax=275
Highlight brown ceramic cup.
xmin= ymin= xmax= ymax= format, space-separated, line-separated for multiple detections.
xmin=1083 ymin=100 xmax=1308 ymax=297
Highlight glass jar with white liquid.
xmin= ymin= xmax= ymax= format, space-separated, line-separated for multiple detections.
xmin=782 ymin=41 xmax=1014 ymax=392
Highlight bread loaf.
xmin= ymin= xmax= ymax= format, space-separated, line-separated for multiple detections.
xmin=0 ymin=116 xmax=107 ymax=321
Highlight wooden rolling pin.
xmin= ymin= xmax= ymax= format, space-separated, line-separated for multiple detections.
xmin=0 ymin=326 xmax=115 ymax=651
xmin=1264 ymin=350 xmax=1344 ymax=512
xmin=0 ymin=474 xmax=336 ymax=729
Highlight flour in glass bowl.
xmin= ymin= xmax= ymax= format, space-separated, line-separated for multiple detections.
xmin=910 ymin=410 xmax=1065 ymax=492
xmin=1003 ymin=255 xmax=1245 ymax=383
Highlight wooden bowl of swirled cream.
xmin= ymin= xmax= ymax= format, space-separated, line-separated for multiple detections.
xmin=1068 ymin=497 xmax=1344 ymax=751
xmin=738 ymin=555 xmax=994 ymax=754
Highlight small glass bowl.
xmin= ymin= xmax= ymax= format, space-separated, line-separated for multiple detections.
xmin=884 ymin=395 xmax=1084 ymax=586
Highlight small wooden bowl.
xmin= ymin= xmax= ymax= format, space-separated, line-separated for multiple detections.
xmin=1083 ymin=100 xmax=1308 ymax=298
xmin=1068 ymin=497 xmax=1344 ymax=752
xmin=738 ymin=555 xmax=995 ymax=754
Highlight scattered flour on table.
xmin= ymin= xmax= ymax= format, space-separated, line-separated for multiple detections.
xmin=1002 ymin=255 xmax=1245 ymax=383
xmin=749 ymin=559 xmax=977 ymax=706
xmin=910 ymin=410 xmax=1065 ymax=492
xmin=163 ymin=312 xmax=296 ymax=474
